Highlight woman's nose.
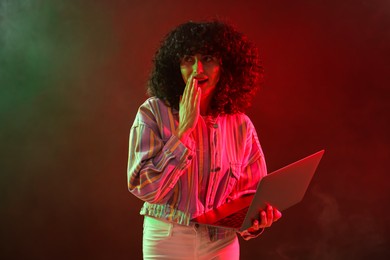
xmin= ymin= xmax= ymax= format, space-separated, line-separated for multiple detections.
xmin=193 ymin=59 xmax=204 ymax=74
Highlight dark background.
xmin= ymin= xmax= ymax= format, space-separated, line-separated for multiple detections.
xmin=1 ymin=0 xmax=389 ymax=259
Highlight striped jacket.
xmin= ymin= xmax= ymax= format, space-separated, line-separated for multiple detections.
xmin=127 ymin=97 xmax=267 ymax=238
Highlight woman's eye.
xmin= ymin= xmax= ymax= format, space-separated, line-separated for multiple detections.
xmin=182 ymin=56 xmax=193 ymax=63
xmin=203 ymin=56 xmax=213 ymax=62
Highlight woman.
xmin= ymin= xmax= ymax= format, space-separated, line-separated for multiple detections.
xmin=127 ymin=20 xmax=282 ymax=259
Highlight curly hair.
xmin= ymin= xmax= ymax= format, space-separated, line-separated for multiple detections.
xmin=147 ymin=20 xmax=263 ymax=115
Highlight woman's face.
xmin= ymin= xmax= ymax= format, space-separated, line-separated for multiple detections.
xmin=180 ymin=54 xmax=221 ymax=98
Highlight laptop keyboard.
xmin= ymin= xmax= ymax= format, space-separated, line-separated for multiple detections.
xmin=214 ymin=207 xmax=249 ymax=229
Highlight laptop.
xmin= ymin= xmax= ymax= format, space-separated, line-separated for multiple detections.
xmin=191 ymin=150 xmax=325 ymax=231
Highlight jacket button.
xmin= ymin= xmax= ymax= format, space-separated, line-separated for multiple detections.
xmin=211 ymin=167 xmax=221 ymax=172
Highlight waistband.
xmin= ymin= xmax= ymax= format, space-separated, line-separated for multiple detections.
xmin=143 ymin=215 xmax=236 ymax=242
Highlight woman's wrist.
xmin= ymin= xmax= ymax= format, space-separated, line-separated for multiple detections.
xmin=177 ymin=127 xmax=190 ymax=142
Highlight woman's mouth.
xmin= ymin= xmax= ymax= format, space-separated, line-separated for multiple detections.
xmin=196 ymin=78 xmax=208 ymax=85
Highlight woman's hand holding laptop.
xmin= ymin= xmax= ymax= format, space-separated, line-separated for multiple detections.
xmin=240 ymin=205 xmax=282 ymax=240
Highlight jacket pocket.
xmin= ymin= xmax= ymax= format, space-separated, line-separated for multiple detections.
xmin=226 ymin=162 xmax=242 ymax=193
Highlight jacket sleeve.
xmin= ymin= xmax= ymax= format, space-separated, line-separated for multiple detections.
xmin=127 ymin=111 xmax=195 ymax=204
xmin=229 ymin=118 xmax=267 ymax=200
xmin=235 ymin=118 xmax=268 ymax=240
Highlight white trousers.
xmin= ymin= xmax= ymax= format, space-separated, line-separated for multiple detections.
xmin=143 ymin=216 xmax=239 ymax=260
